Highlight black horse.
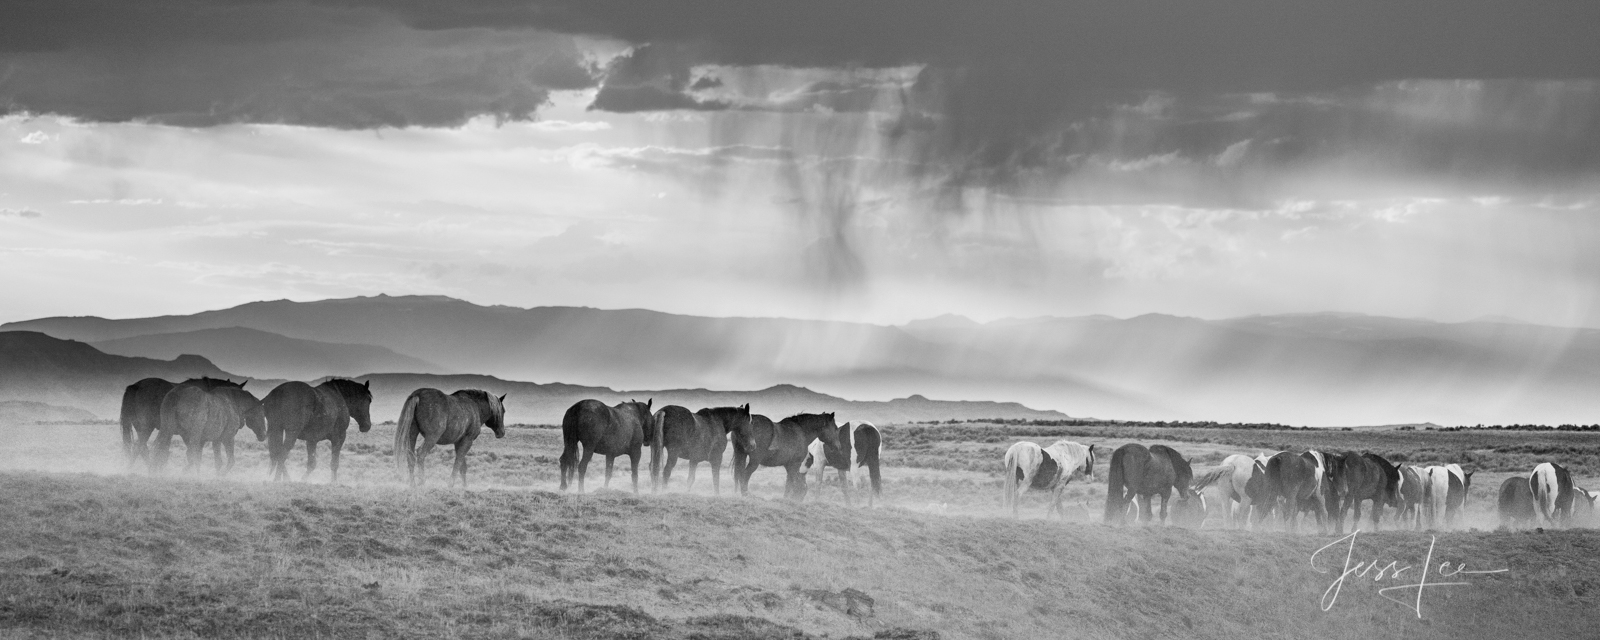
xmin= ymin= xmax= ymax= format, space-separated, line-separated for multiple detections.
xmin=1263 ymin=452 xmax=1326 ymax=532
xmin=148 ymin=385 xmax=265 ymax=475
xmin=119 ymin=376 xmax=243 ymax=468
xmin=1326 ymin=451 xmax=1393 ymax=533
xmin=559 ymin=399 xmax=653 ymax=493
xmin=730 ymin=412 xmax=842 ymax=500
xmin=394 ymin=388 xmax=506 ymax=488
xmin=261 ymin=379 xmax=373 ymax=483
xmin=1103 ymin=444 xmax=1192 ymax=525
xmin=650 ymin=404 xmax=750 ymax=494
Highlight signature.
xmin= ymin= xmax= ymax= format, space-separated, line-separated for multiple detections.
xmin=1311 ymin=530 xmax=1508 ymax=618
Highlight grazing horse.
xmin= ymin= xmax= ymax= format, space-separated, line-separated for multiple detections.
xmin=1497 ymin=477 xmax=1538 ymax=530
xmin=1001 ymin=440 xmax=1097 ymax=518
xmin=1262 ymin=452 xmax=1325 ymax=532
xmin=1326 ymin=452 xmax=1391 ymax=533
xmin=148 ymin=385 xmax=265 ymax=475
xmin=120 ymin=377 xmax=243 ymax=468
xmin=1189 ymin=466 xmax=1236 ymax=528
xmin=1443 ymin=463 xmax=1473 ymax=528
xmin=261 ymin=379 xmax=373 ymax=483
xmin=1103 ymin=444 xmax=1192 ymax=526
xmin=394 ymin=388 xmax=506 ymax=488
xmin=650 ymin=404 xmax=750 ymax=495
xmin=1397 ymin=465 xmax=1427 ymax=530
xmin=559 ymin=399 xmax=653 ymax=493
xmin=1530 ymin=462 xmax=1576 ymax=527
xmin=1573 ymin=488 xmax=1599 ymax=527
xmin=1214 ymin=454 xmax=1259 ymax=528
xmin=730 ymin=412 xmax=842 ymax=500
xmin=800 ymin=421 xmax=886 ymax=507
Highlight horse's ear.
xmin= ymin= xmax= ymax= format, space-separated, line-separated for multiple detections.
xmin=364 ymin=380 xmax=370 ymax=389
xmin=238 ymin=380 xmax=247 ymax=389
xmin=647 ymin=398 xmax=653 ymax=410
xmin=498 ymin=394 xmax=507 ymax=403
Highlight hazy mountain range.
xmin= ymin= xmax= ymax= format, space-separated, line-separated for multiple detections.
xmin=7 ymin=294 xmax=1600 ymax=425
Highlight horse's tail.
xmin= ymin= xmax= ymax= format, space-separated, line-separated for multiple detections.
xmin=649 ymin=410 xmax=666 ymax=491
xmin=394 ymin=393 xmax=421 ymax=482
xmin=1003 ymin=447 xmax=1021 ymax=515
xmin=1191 ymin=467 xmax=1230 ymax=493
xmin=1103 ymin=449 xmax=1127 ymax=523
xmin=559 ymin=402 xmax=585 ymax=490
xmin=119 ymin=387 xmax=138 ymax=462
xmin=860 ymin=424 xmax=883 ymax=497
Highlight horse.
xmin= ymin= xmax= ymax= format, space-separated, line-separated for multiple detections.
xmin=1188 ymin=466 xmax=1236 ymax=528
xmin=1326 ymin=451 xmax=1391 ymax=533
xmin=261 ymin=379 xmax=373 ymax=483
xmin=1420 ymin=465 xmax=1451 ymax=530
xmin=1103 ymin=444 xmax=1192 ymax=526
xmin=730 ymin=412 xmax=842 ymax=500
xmin=1497 ymin=476 xmax=1538 ymax=530
xmin=800 ymin=421 xmax=886 ymax=507
xmin=1397 ymin=465 xmax=1427 ymax=530
xmin=119 ymin=376 xmax=243 ymax=468
xmin=650 ymin=404 xmax=750 ymax=495
xmin=393 ymin=388 xmax=506 ymax=488
xmin=559 ymin=398 xmax=653 ymax=493
xmin=1443 ymin=463 xmax=1473 ymax=529
xmin=1573 ymin=487 xmax=1599 ymax=527
xmin=1000 ymin=440 xmax=1096 ymax=518
xmin=1212 ymin=454 xmax=1260 ymax=528
xmin=1530 ymin=462 xmax=1575 ymax=527
xmin=1261 ymin=452 xmax=1325 ymax=532
xmin=148 ymin=385 xmax=265 ymax=475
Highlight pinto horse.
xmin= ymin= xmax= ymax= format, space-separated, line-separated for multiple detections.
xmin=120 ymin=377 xmax=244 ymax=468
xmin=394 ymin=388 xmax=506 ymax=488
xmin=650 ymin=404 xmax=750 ymax=495
xmin=800 ymin=421 xmax=886 ymax=507
xmin=730 ymin=412 xmax=842 ymax=500
xmin=1420 ymin=465 xmax=1452 ymax=530
xmin=262 ymin=379 xmax=373 ymax=483
xmin=1530 ymin=462 xmax=1576 ymax=527
xmin=1397 ymin=465 xmax=1427 ymax=530
xmin=1443 ymin=463 xmax=1474 ymax=529
xmin=1002 ymin=440 xmax=1097 ymax=518
xmin=1103 ymin=444 xmax=1192 ymax=525
xmin=559 ymin=399 xmax=652 ymax=493
xmin=148 ymin=385 xmax=265 ymax=475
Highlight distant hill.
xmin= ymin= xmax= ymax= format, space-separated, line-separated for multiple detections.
xmin=0 ymin=331 xmax=238 ymax=418
xmin=91 ymin=327 xmax=447 ymax=381
xmin=0 ymin=400 xmax=99 ymax=425
xmin=343 ymin=374 xmax=1068 ymax=425
xmin=12 ymin=297 xmax=1600 ymax=424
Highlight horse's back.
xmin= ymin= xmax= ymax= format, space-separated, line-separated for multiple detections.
xmin=853 ymin=422 xmax=880 ymax=465
xmin=1499 ymin=476 xmax=1536 ymax=522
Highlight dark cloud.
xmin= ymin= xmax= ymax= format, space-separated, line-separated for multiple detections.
xmin=0 ymin=1 xmax=597 ymax=128
xmin=587 ymin=44 xmax=728 ymax=113
xmin=0 ymin=208 xmax=44 ymax=218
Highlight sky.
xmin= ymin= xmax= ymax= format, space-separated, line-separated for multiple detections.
xmin=3 ymin=0 xmax=1600 ymax=327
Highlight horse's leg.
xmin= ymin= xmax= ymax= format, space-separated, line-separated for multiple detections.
xmin=710 ymin=458 xmax=722 ymax=496
xmin=577 ymin=448 xmax=594 ymax=493
xmin=211 ymin=441 xmax=224 ymax=475
xmin=1157 ymin=490 xmax=1171 ymax=526
xmin=329 ymin=437 xmax=345 ymax=485
xmin=454 ymin=439 xmax=474 ymax=489
xmin=684 ymin=461 xmax=699 ymax=493
xmin=414 ymin=434 xmax=438 ymax=488
xmin=663 ymin=456 xmax=680 ymax=492
xmin=787 ymin=463 xmax=807 ymax=501
xmin=302 ymin=440 xmax=318 ymax=482
xmin=224 ymin=439 xmax=237 ymax=475
xmin=184 ymin=437 xmax=203 ymax=474
xmin=838 ymin=468 xmax=853 ymax=507
xmin=603 ymin=455 xmax=616 ymax=489
xmin=629 ymin=448 xmax=641 ymax=494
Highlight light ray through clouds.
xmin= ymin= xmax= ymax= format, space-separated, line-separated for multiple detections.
xmin=1 ymin=1 xmax=1598 ymax=328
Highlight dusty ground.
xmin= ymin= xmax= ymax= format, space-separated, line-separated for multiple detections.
xmin=3 ymin=421 xmax=1599 ymax=638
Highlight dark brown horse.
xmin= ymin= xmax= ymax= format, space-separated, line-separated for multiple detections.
xmin=730 ymin=412 xmax=842 ymax=500
xmin=261 ymin=379 xmax=373 ymax=483
xmin=650 ymin=404 xmax=750 ymax=494
xmin=1498 ymin=476 xmax=1538 ymax=530
xmin=393 ymin=388 xmax=506 ymax=488
xmin=1263 ymin=452 xmax=1326 ymax=532
xmin=1103 ymin=444 xmax=1193 ymax=525
xmin=1326 ymin=451 xmax=1394 ymax=533
xmin=120 ymin=376 xmax=243 ymax=468
xmin=148 ymin=385 xmax=264 ymax=475
xmin=559 ymin=399 xmax=653 ymax=493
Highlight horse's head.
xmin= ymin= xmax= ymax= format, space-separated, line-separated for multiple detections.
xmin=629 ymin=399 xmax=654 ymax=430
xmin=344 ymin=380 xmax=374 ymax=433
xmin=244 ymin=403 xmax=268 ymax=442
xmin=487 ymin=393 xmax=507 ymax=438
xmin=1079 ymin=444 xmax=1100 ymax=483
xmin=813 ymin=413 xmax=842 ymax=451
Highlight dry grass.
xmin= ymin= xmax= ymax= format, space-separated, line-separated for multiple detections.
xmin=4 ymin=422 xmax=1600 ymax=639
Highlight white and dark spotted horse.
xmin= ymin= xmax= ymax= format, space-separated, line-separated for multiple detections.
xmin=1002 ymin=440 xmax=1098 ymax=518
xmin=800 ymin=421 xmax=883 ymax=507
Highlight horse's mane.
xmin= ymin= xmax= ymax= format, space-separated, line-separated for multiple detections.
xmin=781 ymin=412 xmax=830 ymax=422
xmin=699 ymin=406 xmax=747 ymax=420
xmin=452 ymin=388 xmax=496 ymax=406
xmin=322 ymin=378 xmax=371 ymax=398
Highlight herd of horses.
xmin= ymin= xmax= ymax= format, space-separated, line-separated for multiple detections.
xmin=116 ymin=376 xmax=1596 ymax=530
xmin=117 ymin=378 xmax=883 ymax=504
xmin=1006 ymin=439 xmax=1600 ymax=531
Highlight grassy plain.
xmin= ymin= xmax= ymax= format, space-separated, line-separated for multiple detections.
xmin=3 ymin=420 xmax=1600 ymax=639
